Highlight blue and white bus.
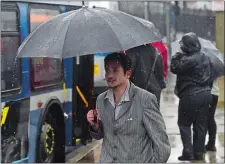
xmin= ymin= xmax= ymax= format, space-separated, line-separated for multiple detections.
xmin=1 ymin=0 xmax=109 ymax=162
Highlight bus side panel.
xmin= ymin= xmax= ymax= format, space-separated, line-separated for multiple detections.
xmin=64 ymin=58 xmax=73 ymax=146
xmin=1 ymin=2 xmax=31 ymax=163
xmin=1 ymin=98 xmax=30 ymax=163
xmin=28 ymin=109 xmax=42 ymax=162
xmin=28 ymin=89 xmax=71 ymax=162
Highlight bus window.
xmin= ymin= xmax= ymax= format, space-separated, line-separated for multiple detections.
xmin=1 ymin=11 xmax=18 ymax=31
xmin=29 ymin=5 xmax=62 ymax=90
xmin=1 ymin=9 xmax=21 ymax=93
xmin=30 ymin=58 xmax=63 ymax=89
xmin=29 ymin=5 xmax=60 ymax=31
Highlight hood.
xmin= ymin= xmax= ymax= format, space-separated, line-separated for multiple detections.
xmin=180 ymin=32 xmax=201 ymax=54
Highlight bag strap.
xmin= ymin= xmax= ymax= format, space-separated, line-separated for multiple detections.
xmin=144 ymin=53 xmax=159 ymax=90
xmin=130 ymin=53 xmax=140 ymax=82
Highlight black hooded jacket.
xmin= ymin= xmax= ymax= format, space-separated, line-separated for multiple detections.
xmin=127 ymin=44 xmax=166 ymax=102
xmin=170 ymin=33 xmax=212 ymax=98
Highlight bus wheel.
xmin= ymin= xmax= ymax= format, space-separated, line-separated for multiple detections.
xmin=38 ymin=109 xmax=64 ymax=163
xmin=39 ymin=123 xmax=55 ymax=162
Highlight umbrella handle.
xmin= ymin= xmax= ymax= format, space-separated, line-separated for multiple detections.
xmin=93 ymin=109 xmax=98 ymax=124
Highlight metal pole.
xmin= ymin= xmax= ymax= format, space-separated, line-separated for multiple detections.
xmin=165 ymin=2 xmax=171 ymax=64
xmin=0 ymin=34 xmax=1 ymax=108
xmin=76 ymin=56 xmax=80 ymax=65
xmin=165 ymin=2 xmax=174 ymax=88
xmin=0 ymin=21 xmax=2 ymax=162
xmin=118 ymin=1 xmax=121 ymax=11
xmin=0 ymin=37 xmax=1 ymax=113
xmin=144 ymin=2 xmax=149 ymax=20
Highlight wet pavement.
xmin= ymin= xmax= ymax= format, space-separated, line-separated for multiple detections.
xmin=69 ymin=76 xmax=224 ymax=163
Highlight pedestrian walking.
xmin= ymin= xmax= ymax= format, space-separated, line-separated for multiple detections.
xmin=205 ymin=79 xmax=219 ymax=151
xmin=170 ymin=32 xmax=212 ymax=161
xmin=87 ymin=52 xmax=171 ymax=163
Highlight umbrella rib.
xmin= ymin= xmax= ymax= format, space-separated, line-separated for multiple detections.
xmin=61 ymin=10 xmax=80 ymax=57
xmin=86 ymin=9 xmax=124 ymax=50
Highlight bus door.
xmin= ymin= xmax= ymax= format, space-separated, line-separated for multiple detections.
xmin=63 ymin=5 xmax=93 ymax=145
xmin=72 ymin=55 xmax=94 ymax=145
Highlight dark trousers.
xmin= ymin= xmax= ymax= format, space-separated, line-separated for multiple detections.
xmin=149 ymin=89 xmax=161 ymax=108
xmin=178 ymin=90 xmax=212 ymax=156
xmin=207 ymin=94 xmax=218 ymax=147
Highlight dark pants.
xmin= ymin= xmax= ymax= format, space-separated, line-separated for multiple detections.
xmin=149 ymin=89 xmax=161 ymax=108
xmin=178 ymin=90 xmax=212 ymax=156
xmin=207 ymin=94 xmax=218 ymax=147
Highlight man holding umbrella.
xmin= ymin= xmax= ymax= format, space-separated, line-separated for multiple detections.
xmin=15 ymin=5 xmax=170 ymax=162
xmin=87 ymin=52 xmax=171 ymax=163
xmin=170 ymin=32 xmax=212 ymax=161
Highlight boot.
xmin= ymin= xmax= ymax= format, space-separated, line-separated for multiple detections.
xmin=205 ymin=145 xmax=217 ymax=151
xmin=178 ymin=154 xmax=195 ymax=161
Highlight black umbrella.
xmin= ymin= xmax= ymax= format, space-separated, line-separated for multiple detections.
xmin=17 ymin=6 xmax=162 ymax=59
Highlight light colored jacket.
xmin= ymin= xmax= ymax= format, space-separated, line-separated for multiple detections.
xmin=211 ymin=79 xmax=219 ymax=96
xmin=89 ymin=82 xmax=171 ymax=163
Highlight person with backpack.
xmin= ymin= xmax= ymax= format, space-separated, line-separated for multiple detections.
xmin=126 ymin=44 xmax=166 ymax=106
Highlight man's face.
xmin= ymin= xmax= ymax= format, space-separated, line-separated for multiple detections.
xmin=105 ymin=60 xmax=131 ymax=88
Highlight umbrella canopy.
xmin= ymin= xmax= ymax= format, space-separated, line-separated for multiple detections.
xmin=171 ymin=37 xmax=224 ymax=78
xmin=17 ymin=7 xmax=162 ymax=59
xmin=151 ymin=41 xmax=168 ymax=79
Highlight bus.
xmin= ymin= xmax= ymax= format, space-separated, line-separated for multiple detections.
xmin=1 ymin=0 xmax=109 ymax=163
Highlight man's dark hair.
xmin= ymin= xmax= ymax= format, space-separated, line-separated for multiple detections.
xmin=104 ymin=52 xmax=132 ymax=73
